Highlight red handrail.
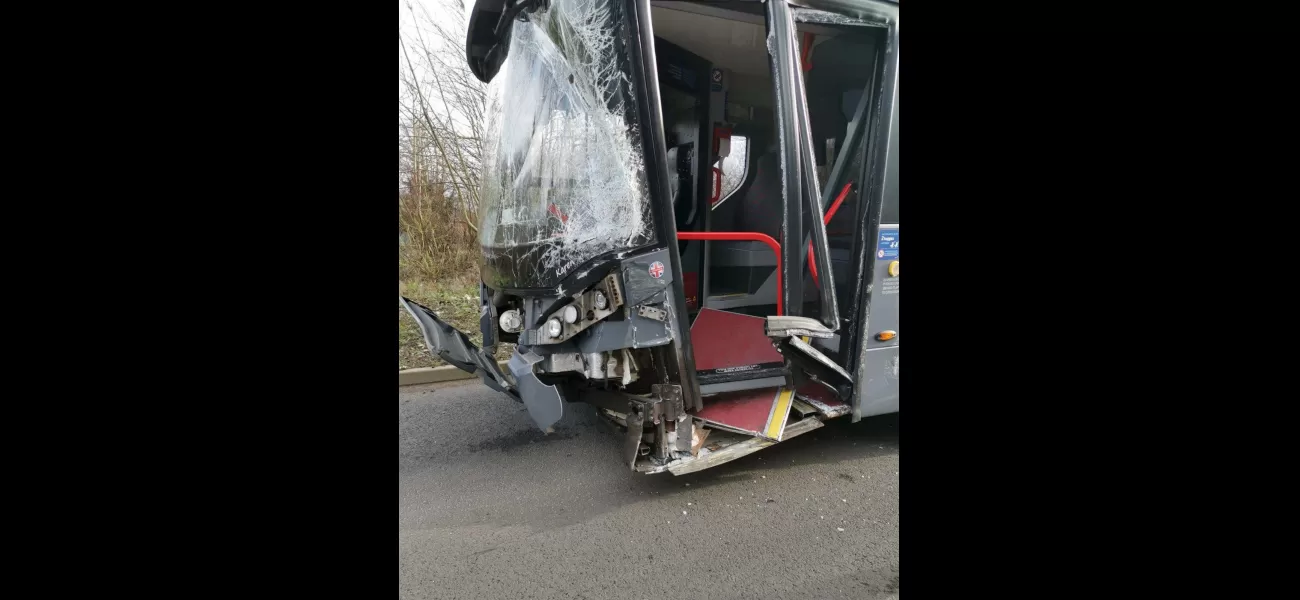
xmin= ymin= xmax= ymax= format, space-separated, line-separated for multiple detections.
xmin=809 ymin=182 xmax=853 ymax=288
xmin=677 ymin=231 xmax=783 ymax=315
xmin=709 ymin=167 xmax=723 ymax=205
xmin=801 ymin=32 xmax=815 ymax=72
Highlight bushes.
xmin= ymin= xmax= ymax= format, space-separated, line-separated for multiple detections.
xmin=398 ymin=172 xmax=479 ymax=284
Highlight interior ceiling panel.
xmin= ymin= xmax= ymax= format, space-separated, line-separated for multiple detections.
xmin=651 ymin=3 xmax=844 ymax=76
xmin=651 ymin=6 xmax=770 ymax=75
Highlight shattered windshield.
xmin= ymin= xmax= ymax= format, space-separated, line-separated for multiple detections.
xmin=478 ymin=0 xmax=657 ymax=289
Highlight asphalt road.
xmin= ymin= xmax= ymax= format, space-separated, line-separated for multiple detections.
xmin=400 ymin=380 xmax=900 ymax=600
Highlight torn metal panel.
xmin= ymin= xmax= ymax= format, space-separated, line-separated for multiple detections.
xmin=765 ymin=315 xmax=836 ymax=339
xmin=795 ymin=382 xmax=853 ymax=419
xmin=508 ymin=348 xmax=567 ymax=431
xmin=670 ymin=430 xmax=767 ymax=475
xmin=776 ymin=335 xmax=855 ymax=402
xmin=478 ymin=0 xmax=657 ymax=290
xmin=787 ymin=336 xmax=853 ymax=383
xmin=400 ymin=296 xmax=516 ymax=396
xmin=667 ymin=417 xmax=825 ymax=476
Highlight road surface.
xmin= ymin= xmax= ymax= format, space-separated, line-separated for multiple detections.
xmin=399 ymin=380 xmax=900 ymax=600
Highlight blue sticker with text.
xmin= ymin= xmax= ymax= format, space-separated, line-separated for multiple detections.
xmin=876 ymin=229 xmax=898 ymax=260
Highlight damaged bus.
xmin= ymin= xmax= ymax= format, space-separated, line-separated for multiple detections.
xmin=401 ymin=0 xmax=898 ymax=474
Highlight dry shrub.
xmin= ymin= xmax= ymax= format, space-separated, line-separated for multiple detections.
xmin=398 ymin=155 xmax=479 ymax=284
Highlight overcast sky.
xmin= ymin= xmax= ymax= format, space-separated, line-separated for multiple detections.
xmin=399 ymin=0 xmax=465 ymax=56
xmin=399 ymin=0 xmax=477 ymax=134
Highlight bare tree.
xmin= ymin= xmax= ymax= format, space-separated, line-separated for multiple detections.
xmin=400 ymin=0 xmax=486 ymax=229
xmin=399 ymin=0 xmax=488 ymax=281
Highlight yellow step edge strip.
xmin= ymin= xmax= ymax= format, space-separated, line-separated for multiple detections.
xmin=764 ymin=387 xmax=796 ymax=440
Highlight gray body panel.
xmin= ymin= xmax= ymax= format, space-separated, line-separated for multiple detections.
xmin=575 ymin=312 xmax=673 ymax=353
xmin=851 ymin=25 xmax=897 ymax=420
xmin=509 ymin=349 xmax=568 ymax=431
xmin=860 ymin=223 xmax=898 ymax=415
xmin=857 ymin=346 xmax=898 ymax=417
xmin=866 ymin=224 xmax=899 ymax=351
